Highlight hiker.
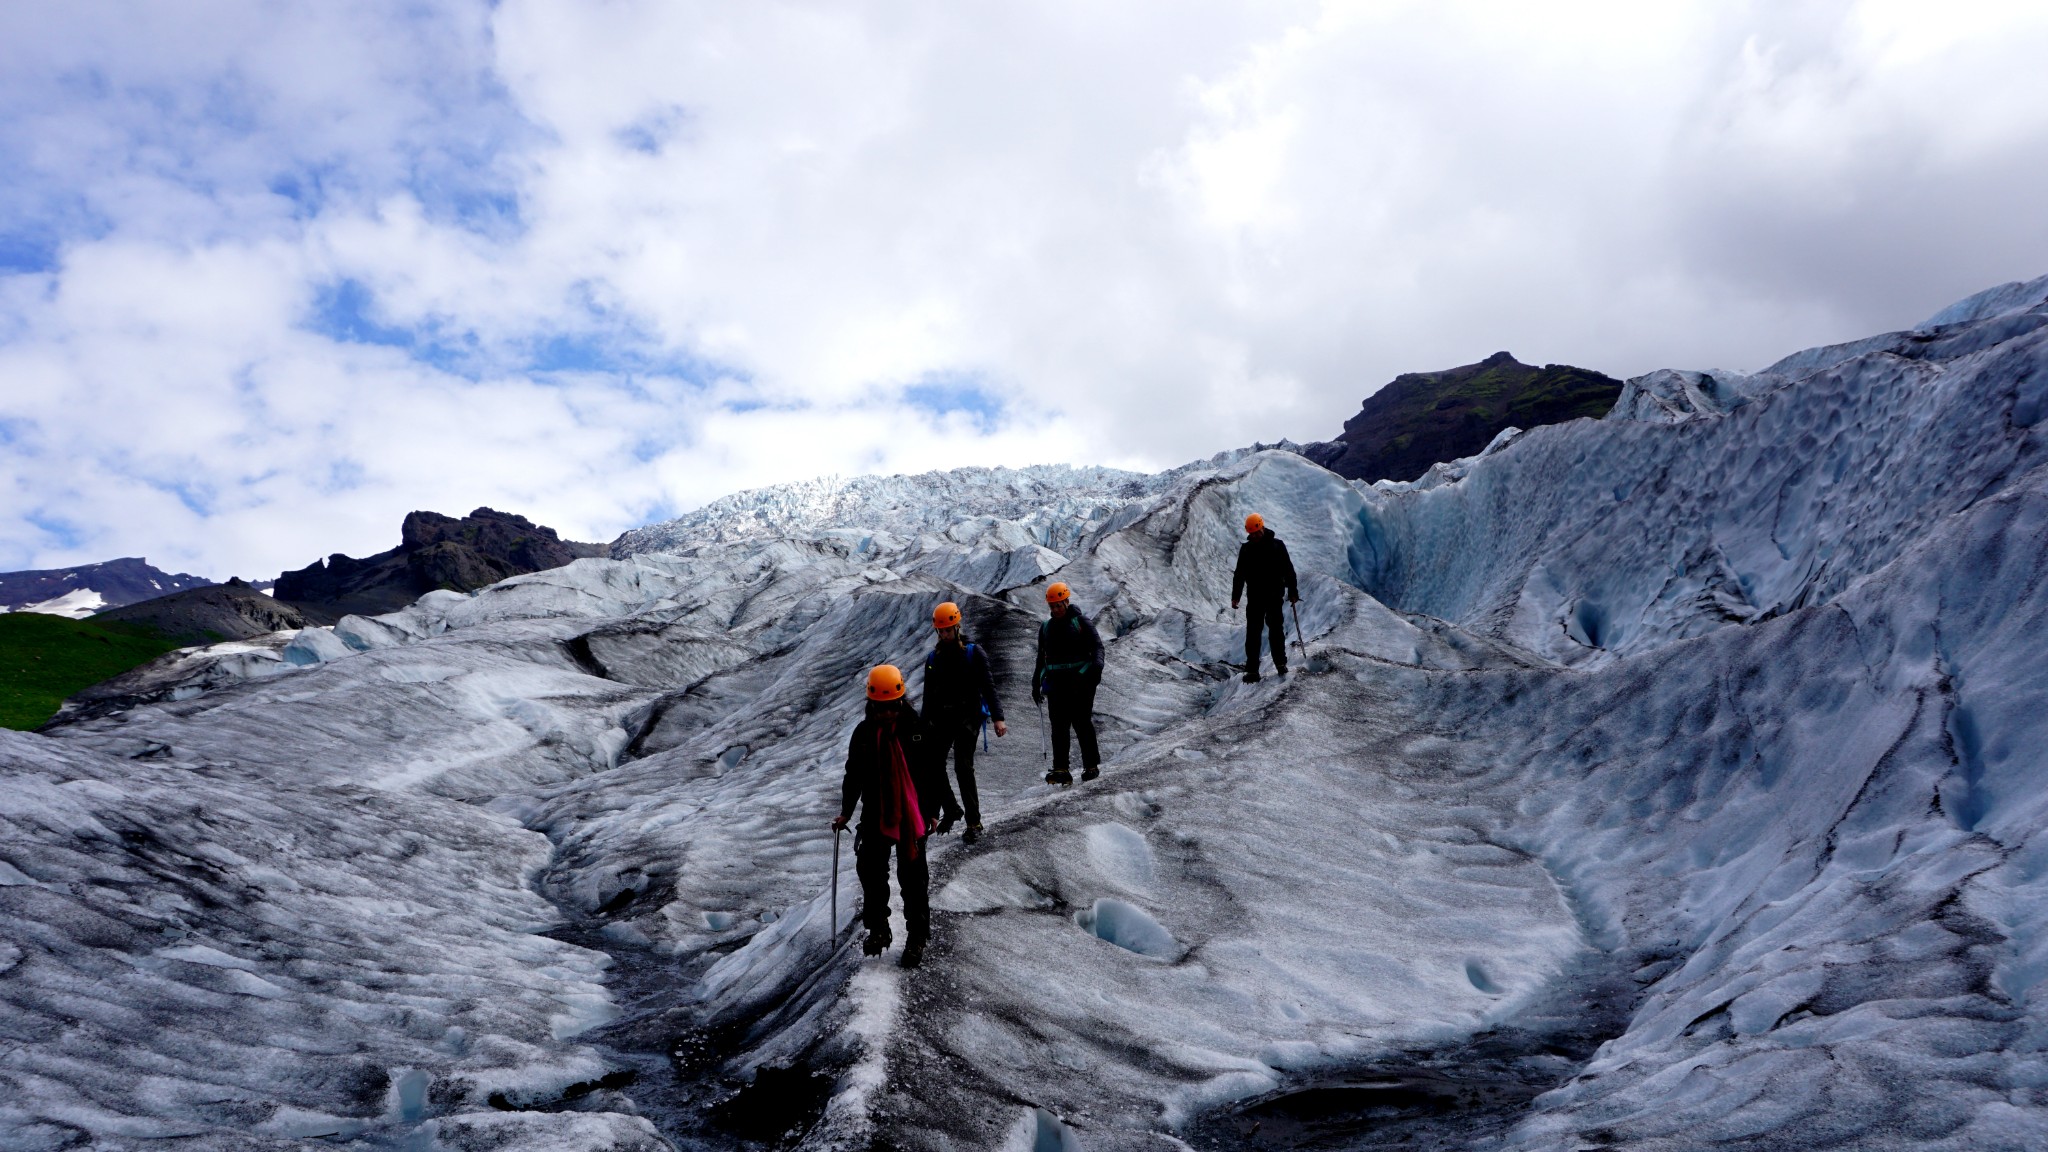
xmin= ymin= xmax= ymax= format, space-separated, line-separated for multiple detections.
xmin=1231 ymin=513 xmax=1299 ymax=683
xmin=832 ymin=665 xmax=944 ymax=968
xmin=1032 ymin=582 xmax=1104 ymax=786
xmin=921 ymin=601 xmax=1008 ymax=845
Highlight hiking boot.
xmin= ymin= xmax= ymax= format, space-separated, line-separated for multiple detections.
xmin=1080 ymin=766 xmax=1100 ymax=782
xmin=900 ymin=936 xmax=927 ymax=969
xmin=1274 ymin=662 xmax=1288 ymax=676
xmin=962 ymin=823 xmax=983 ymax=845
xmin=1242 ymin=670 xmax=1261 ymax=683
xmin=862 ymin=928 xmax=891 ymax=957
xmin=1046 ymin=768 xmax=1073 ymax=786
xmin=935 ymin=806 xmax=962 ymax=835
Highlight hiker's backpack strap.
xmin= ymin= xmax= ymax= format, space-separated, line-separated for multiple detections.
xmin=973 ymin=637 xmax=989 ymax=749
xmin=965 ymin=643 xmax=990 ymax=717
xmin=930 ymin=642 xmax=975 ymax=668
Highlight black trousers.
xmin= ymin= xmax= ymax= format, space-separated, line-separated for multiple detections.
xmin=855 ymin=827 xmax=929 ymax=941
xmin=929 ymin=719 xmax=984 ymax=824
xmin=1244 ymin=597 xmax=1288 ymax=672
xmin=1047 ymin=678 xmax=1099 ymax=773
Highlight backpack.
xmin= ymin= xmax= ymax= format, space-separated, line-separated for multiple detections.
xmin=926 ymin=641 xmax=992 ymax=749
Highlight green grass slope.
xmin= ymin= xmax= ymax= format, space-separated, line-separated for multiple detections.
xmin=1306 ymin=351 xmax=1622 ymax=484
xmin=0 ymin=613 xmax=183 ymax=730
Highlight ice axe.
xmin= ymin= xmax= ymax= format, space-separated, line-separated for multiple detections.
xmin=1289 ymin=598 xmax=1309 ymax=666
xmin=830 ymin=826 xmax=842 ymax=941
xmin=1036 ymin=698 xmax=1048 ymax=760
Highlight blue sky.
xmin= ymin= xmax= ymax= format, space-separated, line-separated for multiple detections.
xmin=5 ymin=1 xmax=2048 ymax=580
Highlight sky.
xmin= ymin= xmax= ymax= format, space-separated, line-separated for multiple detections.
xmin=4 ymin=0 xmax=2048 ymax=581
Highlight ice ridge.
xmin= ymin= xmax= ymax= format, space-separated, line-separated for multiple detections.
xmin=609 ymin=464 xmax=1163 ymax=559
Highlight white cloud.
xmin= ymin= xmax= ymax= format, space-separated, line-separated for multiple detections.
xmin=3 ymin=0 xmax=2047 ymax=578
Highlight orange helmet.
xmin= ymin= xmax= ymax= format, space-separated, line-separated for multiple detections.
xmin=1045 ymin=582 xmax=1071 ymax=605
xmin=1244 ymin=513 xmax=1264 ymax=533
xmin=932 ymin=601 xmax=961 ymax=629
xmin=866 ymin=664 xmax=907 ymax=701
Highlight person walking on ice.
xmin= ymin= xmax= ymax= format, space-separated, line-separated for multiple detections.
xmin=1231 ymin=513 xmax=1300 ymax=683
xmin=832 ymin=665 xmax=944 ymax=967
xmin=921 ymin=601 xmax=1007 ymax=845
xmin=1032 ymin=582 xmax=1104 ymax=786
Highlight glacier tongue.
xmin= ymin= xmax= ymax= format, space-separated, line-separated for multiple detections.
xmin=6 ymin=282 xmax=2048 ymax=1149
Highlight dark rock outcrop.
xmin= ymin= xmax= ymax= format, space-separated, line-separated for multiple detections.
xmin=0 ymin=557 xmax=213 ymax=614
xmin=92 ymin=578 xmax=323 ymax=643
xmin=275 ymin=507 xmax=606 ymax=617
xmin=1303 ymin=352 xmax=1622 ymax=484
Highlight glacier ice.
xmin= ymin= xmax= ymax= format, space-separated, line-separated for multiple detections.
xmin=1073 ymin=898 xmax=1178 ymax=959
xmin=4 ymin=277 xmax=2048 ymax=1148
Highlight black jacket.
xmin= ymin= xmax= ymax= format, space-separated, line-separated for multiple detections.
xmin=1033 ymin=609 xmax=1104 ymax=693
xmin=1233 ymin=529 xmax=1299 ymax=603
xmin=838 ymin=702 xmax=947 ymax=829
xmin=921 ymin=637 xmax=1005 ymax=726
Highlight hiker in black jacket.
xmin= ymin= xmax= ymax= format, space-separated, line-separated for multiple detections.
xmin=1032 ymin=582 xmax=1104 ymax=785
xmin=832 ymin=665 xmax=946 ymax=967
xmin=1231 ymin=513 xmax=1299 ymax=683
xmin=921 ymin=601 xmax=1007 ymax=845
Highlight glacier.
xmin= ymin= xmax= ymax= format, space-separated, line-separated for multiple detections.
xmin=4 ymin=273 xmax=2048 ymax=1149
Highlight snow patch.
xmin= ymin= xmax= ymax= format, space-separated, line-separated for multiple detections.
xmin=16 ymin=588 xmax=107 ymax=618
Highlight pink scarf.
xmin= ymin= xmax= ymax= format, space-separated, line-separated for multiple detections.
xmin=875 ymin=713 xmax=925 ymax=859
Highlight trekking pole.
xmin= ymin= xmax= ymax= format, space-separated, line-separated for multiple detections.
xmin=1289 ymin=599 xmax=1309 ymax=666
xmin=830 ymin=827 xmax=841 ymax=941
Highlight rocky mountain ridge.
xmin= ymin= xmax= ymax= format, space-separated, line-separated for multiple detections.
xmin=274 ymin=506 xmax=607 ymax=617
xmin=1304 ymin=350 xmax=1622 ymax=483
xmin=0 ymin=557 xmax=214 ymax=618
xmin=91 ymin=578 xmax=321 ymax=645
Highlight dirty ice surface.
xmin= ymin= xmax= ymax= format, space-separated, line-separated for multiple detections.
xmin=6 ymin=274 xmax=2048 ymax=1149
